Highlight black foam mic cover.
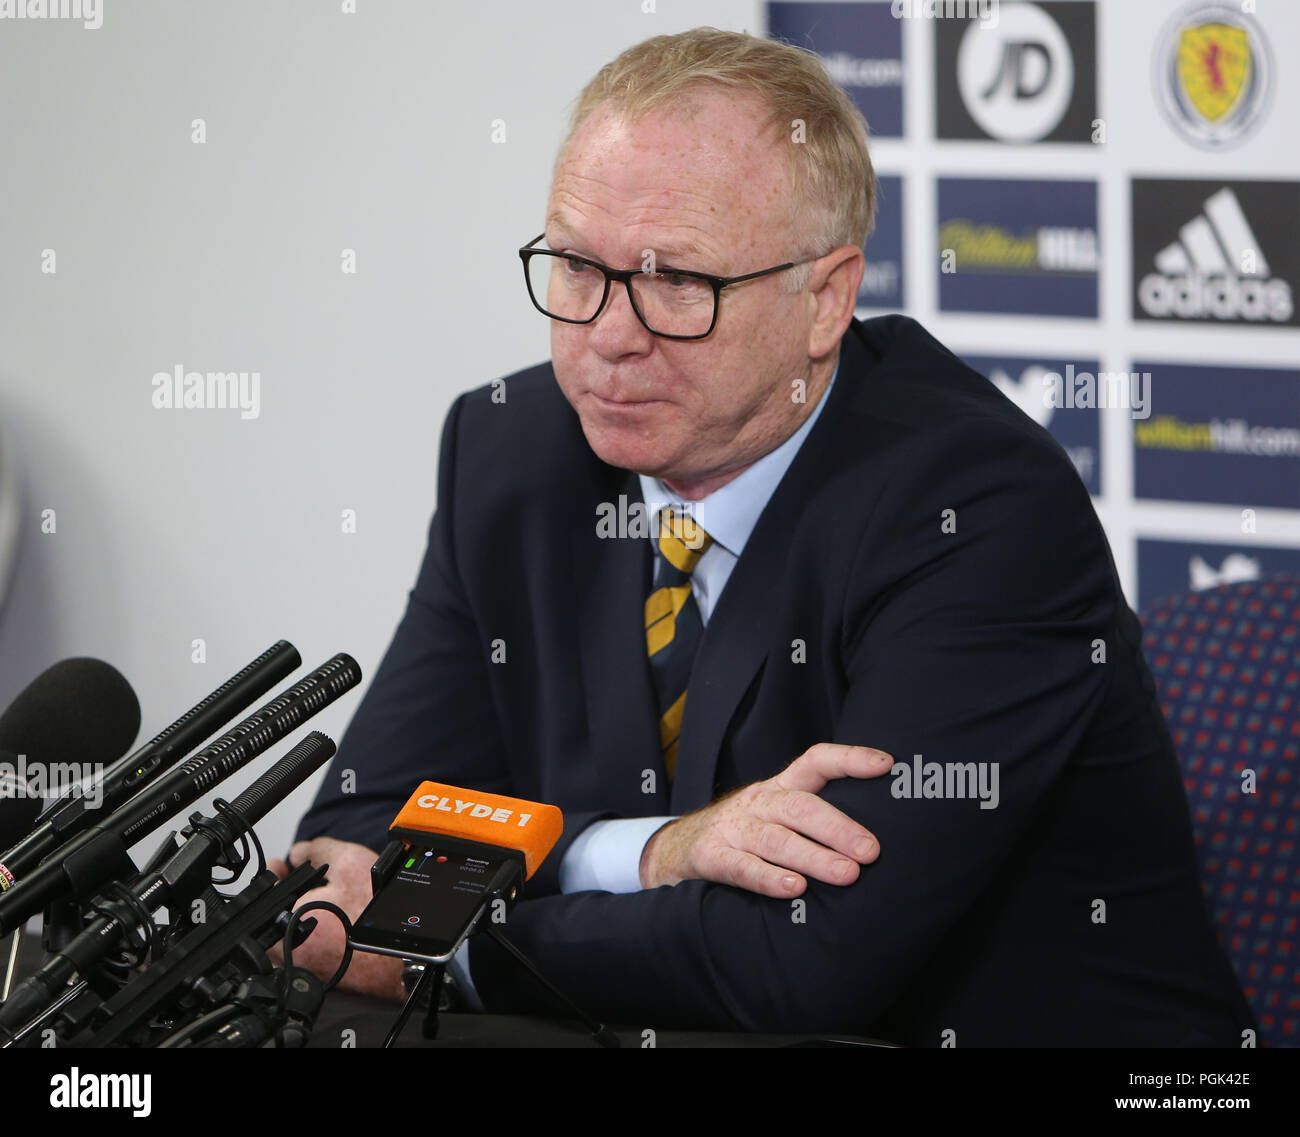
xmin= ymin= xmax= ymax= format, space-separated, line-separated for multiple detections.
xmin=0 ymin=657 xmax=140 ymax=769
xmin=0 ymin=659 xmax=140 ymax=847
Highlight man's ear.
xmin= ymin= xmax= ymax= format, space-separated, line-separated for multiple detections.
xmin=807 ymin=247 xmax=865 ymax=358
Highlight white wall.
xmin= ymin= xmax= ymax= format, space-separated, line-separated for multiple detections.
xmin=0 ymin=0 xmax=761 ymax=862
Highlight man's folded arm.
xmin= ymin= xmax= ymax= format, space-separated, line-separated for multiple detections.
xmin=469 ymin=422 xmax=1118 ymax=1032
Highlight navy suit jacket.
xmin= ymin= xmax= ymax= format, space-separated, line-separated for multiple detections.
xmin=297 ymin=314 xmax=1254 ymax=1045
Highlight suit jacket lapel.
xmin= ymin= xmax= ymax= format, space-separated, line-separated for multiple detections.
xmin=572 ymin=468 xmax=667 ymax=815
xmin=673 ymin=324 xmax=872 ymax=811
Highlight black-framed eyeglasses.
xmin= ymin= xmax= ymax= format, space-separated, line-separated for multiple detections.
xmin=518 ymin=233 xmax=821 ymax=341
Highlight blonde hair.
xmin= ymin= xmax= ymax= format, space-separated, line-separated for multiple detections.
xmin=556 ymin=27 xmax=876 ymax=292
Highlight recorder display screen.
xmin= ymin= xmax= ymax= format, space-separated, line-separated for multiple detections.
xmin=351 ymin=843 xmax=504 ymax=959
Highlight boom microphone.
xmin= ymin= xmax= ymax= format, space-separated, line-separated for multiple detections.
xmin=0 ymin=653 xmax=362 ymax=935
xmin=0 ymin=731 xmax=338 ymax=1041
xmin=0 ymin=641 xmax=301 ymax=882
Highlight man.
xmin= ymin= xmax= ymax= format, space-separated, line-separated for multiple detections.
xmin=277 ymin=28 xmax=1253 ymax=1044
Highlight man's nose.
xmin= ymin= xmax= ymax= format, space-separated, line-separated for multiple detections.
xmin=587 ymin=278 xmax=655 ymax=354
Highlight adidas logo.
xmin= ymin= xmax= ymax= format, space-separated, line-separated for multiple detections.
xmin=1137 ymin=188 xmax=1293 ymax=322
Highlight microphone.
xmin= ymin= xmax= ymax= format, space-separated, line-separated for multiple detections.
xmin=351 ymin=784 xmax=616 ymax=1049
xmin=0 ymin=658 xmax=141 ymax=858
xmin=188 ymin=967 xmax=325 ymax=1049
xmin=389 ymin=781 xmax=564 ymax=880
xmin=349 ymin=781 xmax=563 ymax=966
xmin=0 ymin=731 xmax=337 ymax=1041
xmin=0 ymin=653 xmax=362 ymax=935
xmin=0 ymin=641 xmax=300 ymax=882
xmin=0 ymin=658 xmax=139 ymax=1000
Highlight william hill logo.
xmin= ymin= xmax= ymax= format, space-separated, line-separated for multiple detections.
xmin=940 ymin=220 xmax=1097 ymax=273
xmin=1132 ymin=180 xmax=1299 ymax=326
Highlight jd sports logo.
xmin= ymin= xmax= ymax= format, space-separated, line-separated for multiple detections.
xmin=936 ymin=1 xmax=1097 ymax=143
xmin=1132 ymin=179 xmax=1299 ymax=326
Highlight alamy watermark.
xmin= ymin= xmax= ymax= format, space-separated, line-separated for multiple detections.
xmin=49 ymin=1068 xmax=151 ymax=1117
xmin=0 ymin=0 xmax=101 ymax=29
xmin=892 ymin=0 xmax=999 ymax=29
xmin=891 ymin=753 xmax=1000 ymax=810
xmin=0 ymin=754 xmax=103 ymax=808
xmin=151 ymin=365 xmax=261 ymax=420
xmin=595 ymin=494 xmax=705 ymax=548
xmin=1043 ymin=365 xmax=1151 ymax=420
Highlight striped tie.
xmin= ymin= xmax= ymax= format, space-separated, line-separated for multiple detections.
xmin=644 ymin=507 xmax=713 ymax=781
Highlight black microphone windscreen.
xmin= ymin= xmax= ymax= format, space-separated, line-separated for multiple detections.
xmin=0 ymin=658 xmax=141 ymax=774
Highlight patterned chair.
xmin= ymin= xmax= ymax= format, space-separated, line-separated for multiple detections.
xmin=1141 ymin=576 xmax=1299 ymax=1047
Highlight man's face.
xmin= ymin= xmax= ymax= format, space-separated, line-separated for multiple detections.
xmin=545 ymin=91 xmax=817 ymax=496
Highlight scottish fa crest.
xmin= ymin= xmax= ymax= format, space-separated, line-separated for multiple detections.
xmin=1155 ymin=3 xmax=1273 ymax=148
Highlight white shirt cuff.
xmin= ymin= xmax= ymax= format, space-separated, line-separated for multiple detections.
xmin=559 ymin=816 xmax=677 ymax=894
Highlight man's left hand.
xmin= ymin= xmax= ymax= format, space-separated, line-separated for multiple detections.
xmin=268 ymin=836 xmax=406 ymax=1003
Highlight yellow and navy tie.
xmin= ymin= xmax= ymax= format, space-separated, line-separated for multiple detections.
xmin=644 ymin=507 xmax=713 ymax=781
